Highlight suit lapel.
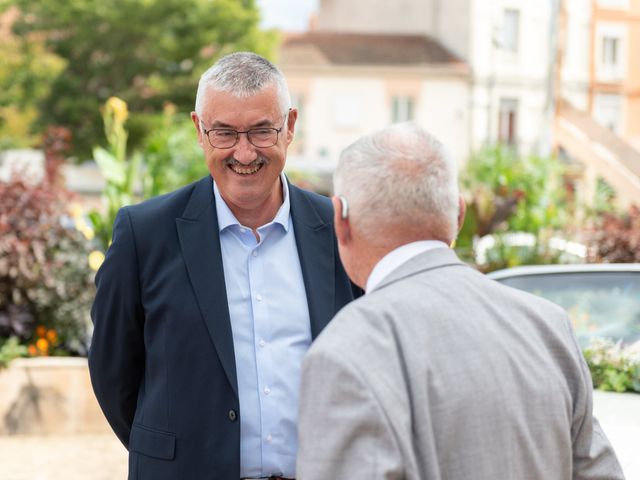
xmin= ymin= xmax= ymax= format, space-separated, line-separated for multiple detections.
xmin=176 ymin=176 xmax=238 ymax=397
xmin=289 ymin=184 xmax=335 ymax=339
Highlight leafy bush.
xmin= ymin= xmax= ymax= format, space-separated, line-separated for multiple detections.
xmin=583 ymin=338 xmax=640 ymax=393
xmin=457 ymin=145 xmax=573 ymax=271
xmin=0 ymin=176 xmax=95 ymax=356
xmin=586 ymin=205 xmax=640 ymax=263
xmin=89 ymin=98 xmax=207 ymax=250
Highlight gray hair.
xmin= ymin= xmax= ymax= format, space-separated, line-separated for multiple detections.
xmin=334 ymin=123 xmax=459 ymax=242
xmin=194 ymin=52 xmax=291 ymax=117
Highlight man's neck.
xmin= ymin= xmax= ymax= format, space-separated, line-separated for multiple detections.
xmin=226 ymin=180 xmax=284 ymax=233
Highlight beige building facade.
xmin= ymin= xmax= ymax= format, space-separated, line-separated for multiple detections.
xmin=278 ymin=33 xmax=470 ymax=182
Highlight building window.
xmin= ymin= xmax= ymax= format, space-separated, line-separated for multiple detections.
xmin=596 ymin=24 xmax=626 ymax=80
xmin=391 ymin=96 xmax=415 ymax=123
xmin=501 ymin=9 xmax=520 ymax=52
xmin=593 ymin=93 xmax=622 ymax=134
xmin=498 ymin=98 xmax=518 ymax=145
xmin=601 ymin=36 xmax=619 ymax=67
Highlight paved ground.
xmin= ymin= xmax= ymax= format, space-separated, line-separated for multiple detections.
xmin=0 ymin=391 xmax=637 ymax=480
xmin=0 ymin=434 xmax=127 ymax=480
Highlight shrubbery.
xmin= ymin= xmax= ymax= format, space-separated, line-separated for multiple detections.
xmin=583 ymin=338 xmax=640 ymax=393
xmin=587 ymin=205 xmax=640 ymax=263
xmin=0 ymin=175 xmax=96 ymax=364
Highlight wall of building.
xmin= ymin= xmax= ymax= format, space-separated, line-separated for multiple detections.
xmin=315 ymin=0 xmax=433 ymax=35
xmin=282 ymin=68 xmax=470 ymax=174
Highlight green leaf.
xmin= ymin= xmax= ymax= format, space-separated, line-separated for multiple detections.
xmin=93 ymin=146 xmax=126 ymax=185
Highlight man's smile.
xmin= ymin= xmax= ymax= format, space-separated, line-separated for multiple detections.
xmin=225 ymin=157 xmax=267 ymax=176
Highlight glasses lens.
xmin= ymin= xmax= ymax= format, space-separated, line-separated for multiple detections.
xmin=248 ymin=128 xmax=278 ymax=147
xmin=209 ymin=130 xmax=237 ymax=148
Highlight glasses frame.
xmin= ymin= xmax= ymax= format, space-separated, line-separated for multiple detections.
xmin=200 ymin=111 xmax=290 ymax=150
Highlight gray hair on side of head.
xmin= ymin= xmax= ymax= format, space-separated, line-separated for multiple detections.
xmin=194 ymin=52 xmax=291 ymax=117
xmin=334 ymin=122 xmax=459 ymax=242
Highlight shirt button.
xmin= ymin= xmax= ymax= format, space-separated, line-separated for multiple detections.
xmin=228 ymin=409 xmax=237 ymax=422
xmin=258 ymin=339 xmax=266 ymax=348
xmin=264 ymin=386 xmax=271 ymax=395
xmin=266 ymin=434 xmax=273 ymax=443
xmin=256 ymin=294 xmax=263 ymax=302
xmin=252 ymin=250 xmax=258 ymax=257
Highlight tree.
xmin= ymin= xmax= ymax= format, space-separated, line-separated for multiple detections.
xmin=4 ymin=0 xmax=277 ymax=156
xmin=0 ymin=7 xmax=65 ymax=149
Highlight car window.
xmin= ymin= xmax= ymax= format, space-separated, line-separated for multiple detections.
xmin=497 ymin=272 xmax=640 ymax=346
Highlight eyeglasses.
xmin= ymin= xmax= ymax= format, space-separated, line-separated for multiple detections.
xmin=200 ymin=113 xmax=289 ymax=149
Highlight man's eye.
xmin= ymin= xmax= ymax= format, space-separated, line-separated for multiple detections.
xmin=213 ymin=130 xmax=236 ymax=138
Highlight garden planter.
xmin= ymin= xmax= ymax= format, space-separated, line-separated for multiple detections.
xmin=0 ymin=357 xmax=111 ymax=435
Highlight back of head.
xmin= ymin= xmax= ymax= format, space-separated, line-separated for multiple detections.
xmin=194 ymin=51 xmax=291 ymax=116
xmin=334 ymin=123 xmax=459 ymax=244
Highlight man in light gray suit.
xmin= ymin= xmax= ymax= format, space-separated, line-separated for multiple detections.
xmin=296 ymin=123 xmax=624 ymax=479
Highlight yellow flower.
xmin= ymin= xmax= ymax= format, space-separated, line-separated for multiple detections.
xmin=68 ymin=202 xmax=84 ymax=219
xmin=76 ymin=220 xmax=95 ymax=240
xmin=46 ymin=329 xmax=58 ymax=345
xmin=88 ymin=250 xmax=105 ymax=271
xmin=27 ymin=345 xmax=37 ymax=357
xmin=36 ymin=338 xmax=49 ymax=354
xmin=106 ymin=96 xmax=128 ymax=123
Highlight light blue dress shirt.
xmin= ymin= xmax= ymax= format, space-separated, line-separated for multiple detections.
xmin=213 ymin=175 xmax=311 ymax=478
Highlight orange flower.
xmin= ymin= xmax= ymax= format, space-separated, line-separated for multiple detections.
xmin=46 ymin=329 xmax=58 ymax=344
xmin=36 ymin=338 xmax=49 ymax=354
xmin=35 ymin=325 xmax=47 ymax=338
xmin=27 ymin=345 xmax=38 ymax=357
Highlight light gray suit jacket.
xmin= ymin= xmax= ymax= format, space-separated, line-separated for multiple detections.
xmin=297 ymin=248 xmax=624 ymax=480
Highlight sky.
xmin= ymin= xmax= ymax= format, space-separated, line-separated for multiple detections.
xmin=256 ymin=0 xmax=319 ymax=32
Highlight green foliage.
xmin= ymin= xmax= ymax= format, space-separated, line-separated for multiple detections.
xmin=5 ymin=0 xmax=277 ymax=157
xmin=88 ymin=97 xmax=143 ymax=249
xmin=89 ymin=98 xmax=207 ymax=250
xmin=139 ymin=106 xmax=207 ymax=198
xmin=0 ymin=8 xmax=65 ymax=148
xmin=458 ymin=145 xmax=572 ymax=271
xmin=0 ymin=336 xmax=27 ymax=369
xmin=0 ymin=176 xmax=95 ymax=355
xmin=583 ymin=338 xmax=640 ymax=393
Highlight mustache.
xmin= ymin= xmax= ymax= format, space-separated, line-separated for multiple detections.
xmin=223 ymin=156 xmax=268 ymax=168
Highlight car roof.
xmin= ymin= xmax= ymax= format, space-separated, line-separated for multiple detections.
xmin=487 ymin=263 xmax=640 ymax=280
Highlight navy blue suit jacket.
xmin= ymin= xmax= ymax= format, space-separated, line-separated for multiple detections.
xmin=88 ymin=175 xmax=358 ymax=479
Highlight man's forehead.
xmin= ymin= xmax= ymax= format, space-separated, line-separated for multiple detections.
xmin=202 ymin=87 xmax=282 ymax=124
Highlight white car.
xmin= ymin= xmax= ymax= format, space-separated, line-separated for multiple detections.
xmin=488 ymin=263 xmax=640 ymax=347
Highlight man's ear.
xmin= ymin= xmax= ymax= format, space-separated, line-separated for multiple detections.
xmin=191 ymin=112 xmax=206 ymax=149
xmin=285 ymin=108 xmax=298 ymax=145
xmin=457 ymin=195 xmax=466 ymax=234
xmin=332 ymin=195 xmax=350 ymax=246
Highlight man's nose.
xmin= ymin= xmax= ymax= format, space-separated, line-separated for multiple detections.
xmin=232 ymin=133 xmax=258 ymax=164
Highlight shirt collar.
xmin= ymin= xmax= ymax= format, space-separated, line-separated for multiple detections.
xmin=366 ymin=240 xmax=449 ymax=293
xmin=212 ymin=172 xmax=290 ymax=232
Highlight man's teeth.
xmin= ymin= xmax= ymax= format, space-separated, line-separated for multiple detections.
xmin=230 ymin=164 xmax=262 ymax=175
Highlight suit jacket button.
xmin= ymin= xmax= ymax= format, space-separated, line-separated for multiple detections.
xmin=228 ymin=409 xmax=237 ymax=422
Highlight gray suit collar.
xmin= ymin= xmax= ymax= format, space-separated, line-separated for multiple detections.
xmin=374 ymin=247 xmax=470 ymax=292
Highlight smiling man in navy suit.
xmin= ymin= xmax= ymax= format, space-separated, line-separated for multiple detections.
xmin=89 ymin=52 xmax=358 ymax=480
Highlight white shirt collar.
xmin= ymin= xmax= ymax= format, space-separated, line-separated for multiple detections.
xmin=366 ymin=240 xmax=449 ymax=293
